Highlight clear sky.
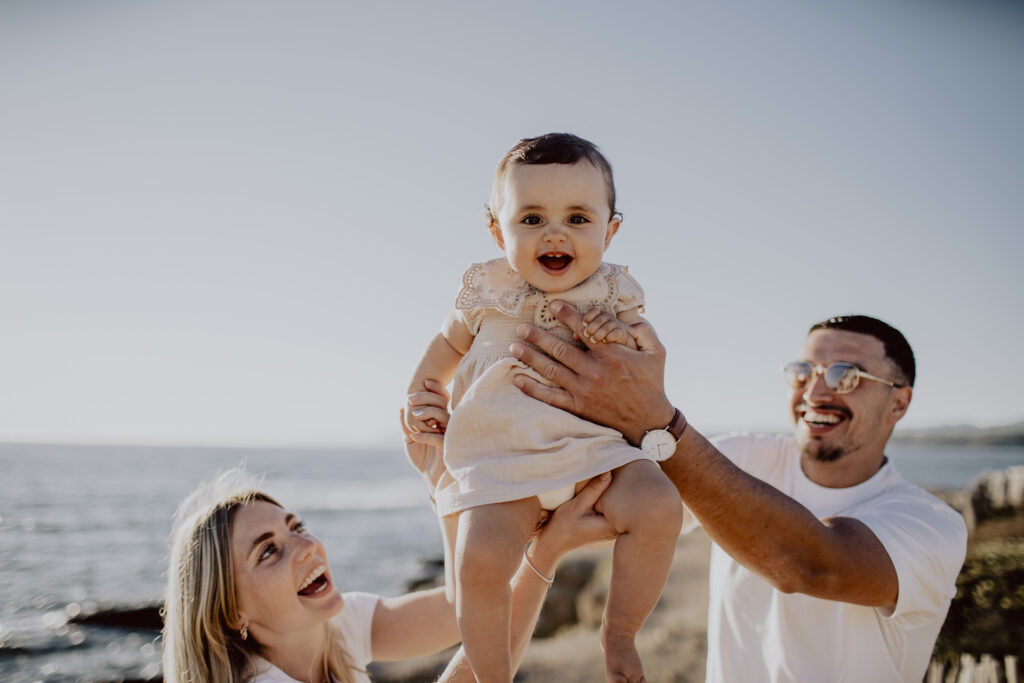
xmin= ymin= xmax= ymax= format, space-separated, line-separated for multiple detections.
xmin=2 ymin=1 xmax=1022 ymax=447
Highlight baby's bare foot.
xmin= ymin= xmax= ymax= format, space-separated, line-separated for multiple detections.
xmin=601 ymin=624 xmax=645 ymax=683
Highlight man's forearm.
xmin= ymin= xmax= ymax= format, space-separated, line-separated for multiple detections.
xmin=660 ymin=427 xmax=897 ymax=605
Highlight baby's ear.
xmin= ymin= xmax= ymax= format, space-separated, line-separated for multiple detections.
xmin=485 ymin=205 xmax=505 ymax=249
xmin=604 ymin=213 xmax=622 ymax=249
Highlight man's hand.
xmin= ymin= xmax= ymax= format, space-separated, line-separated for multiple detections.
xmin=509 ymin=300 xmax=675 ymax=445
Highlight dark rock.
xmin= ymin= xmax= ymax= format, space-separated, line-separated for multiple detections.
xmin=69 ymin=603 xmax=164 ymax=631
xmin=404 ymin=557 xmax=445 ymax=592
xmin=536 ymin=553 xmax=606 ymax=637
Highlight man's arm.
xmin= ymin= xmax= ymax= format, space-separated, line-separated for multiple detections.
xmin=510 ymin=300 xmax=898 ymax=608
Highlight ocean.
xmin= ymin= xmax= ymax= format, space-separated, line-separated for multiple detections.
xmin=1 ymin=440 xmax=1022 ymax=683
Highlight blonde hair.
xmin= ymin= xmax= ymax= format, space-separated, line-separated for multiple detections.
xmin=162 ymin=468 xmax=360 ymax=683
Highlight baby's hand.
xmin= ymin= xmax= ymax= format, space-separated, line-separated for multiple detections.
xmin=580 ymin=308 xmax=639 ymax=350
xmin=404 ymin=379 xmax=451 ymax=435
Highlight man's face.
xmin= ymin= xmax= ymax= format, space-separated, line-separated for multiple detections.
xmin=790 ymin=329 xmax=908 ymax=464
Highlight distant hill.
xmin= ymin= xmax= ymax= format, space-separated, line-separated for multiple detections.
xmin=893 ymin=420 xmax=1024 ymax=446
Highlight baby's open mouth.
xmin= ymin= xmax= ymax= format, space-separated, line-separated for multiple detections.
xmin=538 ymin=252 xmax=573 ymax=272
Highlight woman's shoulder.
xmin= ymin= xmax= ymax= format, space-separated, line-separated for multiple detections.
xmin=245 ymin=657 xmax=297 ymax=683
xmin=334 ymin=591 xmax=380 ymax=628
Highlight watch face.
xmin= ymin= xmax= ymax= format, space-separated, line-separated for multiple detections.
xmin=641 ymin=429 xmax=676 ymax=461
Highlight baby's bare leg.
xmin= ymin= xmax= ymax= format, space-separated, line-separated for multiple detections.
xmin=456 ymin=497 xmax=543 ymax=683
xmin=440 ymin=512 xmax=459 ymax=603
xmin=598 ymin=460 xmax=683 ymax=683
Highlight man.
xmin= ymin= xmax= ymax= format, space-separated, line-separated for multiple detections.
xmin=510 ymin=306 xmax=967 ymax=682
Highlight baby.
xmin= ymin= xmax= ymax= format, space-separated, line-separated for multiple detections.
xmin=405 ymin=133 xmax=682 ymax=683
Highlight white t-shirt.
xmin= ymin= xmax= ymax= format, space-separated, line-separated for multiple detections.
xmin=687 ymin=434 xmax=967 ymax=683
xmin=246 ymin=591 xmax=379 ymax=683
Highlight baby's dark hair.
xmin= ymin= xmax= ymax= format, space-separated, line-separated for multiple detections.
xmin=487 ymin=132 xmax=618 ymax=225
xmin=809 ymin=315 xmax=916 ymax=387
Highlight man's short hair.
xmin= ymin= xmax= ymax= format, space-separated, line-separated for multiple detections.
xmin=809 ymin=315 xmax=916 ymax=387
xmin=488 ymin=132 xmax=618 ymax=223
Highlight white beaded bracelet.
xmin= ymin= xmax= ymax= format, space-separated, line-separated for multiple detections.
xmin=523 ymin=551 xmax=554 ymax=584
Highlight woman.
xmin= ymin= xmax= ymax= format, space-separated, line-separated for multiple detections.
xmin=162 ymin=415 xmax=615 ymax=683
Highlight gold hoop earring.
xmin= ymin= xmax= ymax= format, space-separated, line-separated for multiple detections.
xmin=240 ymin=624 xmax=248 ymax=641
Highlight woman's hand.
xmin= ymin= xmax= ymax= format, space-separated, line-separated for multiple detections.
xmin=529 ymin=472 xmax=617 ymax=570
xmin=400 ymin=378 xmax=450 ymax=500
xmin=510 ymin=300 xmax=675 ymax=446
xmin=404 ymin=377 xmax=451 ymax=436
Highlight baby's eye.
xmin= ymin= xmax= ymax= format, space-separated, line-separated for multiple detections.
xmin=567 ymin=214 xmax=590 ymax=225
xmin=521 ymin=215 xmax=543 ymax=226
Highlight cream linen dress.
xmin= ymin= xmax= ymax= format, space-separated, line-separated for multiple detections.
xmin=433 ymin=258 xmax=655 ymax=517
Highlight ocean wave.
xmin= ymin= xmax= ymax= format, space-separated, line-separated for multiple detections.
xmin=0 ymin=626 xmax=87 ymax=657
xmin=265 ymin=478 xmax=432 ymax=512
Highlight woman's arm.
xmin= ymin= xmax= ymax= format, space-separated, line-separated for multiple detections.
xmin=369 ymin=585 xmax=458 ymax=661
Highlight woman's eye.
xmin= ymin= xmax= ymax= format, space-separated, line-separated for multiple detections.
xmin=292 ymin=520 xmax=308 ymax=534
xmin=521 ymin=215 xmax=542 ymax=226
xmin=259 ymin=543 xmax=278 ymax=562
xmin=568 ymin=214 xmax=590 ymax=225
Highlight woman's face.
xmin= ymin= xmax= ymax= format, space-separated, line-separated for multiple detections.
xmin=230 ymin=500 xmax=344 ymax=644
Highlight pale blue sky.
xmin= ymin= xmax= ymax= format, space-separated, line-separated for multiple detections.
xmin=2 ymin=1 xmax=1022 ymax=447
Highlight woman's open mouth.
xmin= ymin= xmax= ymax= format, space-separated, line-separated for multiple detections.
xmin=297 ymin=565 xmax=331 ymax=597
xmin=538 ymin=252 xmax=573 ymax=274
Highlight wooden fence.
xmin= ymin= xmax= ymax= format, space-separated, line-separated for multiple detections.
xmin=927 ymin=654 xmax=1019 ymax=683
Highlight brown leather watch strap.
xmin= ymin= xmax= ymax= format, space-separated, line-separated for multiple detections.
xmin=666 ymin=407 xmax=688 ymax=441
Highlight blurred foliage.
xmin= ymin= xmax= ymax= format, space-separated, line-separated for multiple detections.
xmin=933 ymin=534 xmax=1024 ymax=662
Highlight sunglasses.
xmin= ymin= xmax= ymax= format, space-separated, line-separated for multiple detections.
xmin=781 ymin=361 xmax=902 ymax=395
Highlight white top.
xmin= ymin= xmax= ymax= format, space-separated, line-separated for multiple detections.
xmin=246 ymin=592 xmax=379 ymax=683
xmin=434 ymin=258 xmax=653 ymax=515
xmin=685 ymin=433 xmax=966 ymax=683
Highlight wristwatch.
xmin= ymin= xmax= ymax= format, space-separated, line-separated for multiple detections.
xmin=640 ymin=408 xmax=687 ymax=461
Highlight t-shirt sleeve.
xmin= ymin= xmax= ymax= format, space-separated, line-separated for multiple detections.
xmin=857 ymin=492 xmax=967 ymax=621
xmin=333 ymin=591 xmax=380 ymax=669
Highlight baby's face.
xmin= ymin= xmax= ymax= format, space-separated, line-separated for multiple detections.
xmin=491 ymin=161 xmax=619 ymax=293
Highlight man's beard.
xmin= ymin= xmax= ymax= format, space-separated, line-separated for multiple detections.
xmin=809 ymin=443 xmax=846 ymax=462
xmin=798 ymin=432 xmax=850 ymax=463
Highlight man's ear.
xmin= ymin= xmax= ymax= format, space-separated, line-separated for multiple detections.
xmin=889 ymin=386 xmax=912 ymax=423
xmin=604 ymin=214 xmax=621 ymax=249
